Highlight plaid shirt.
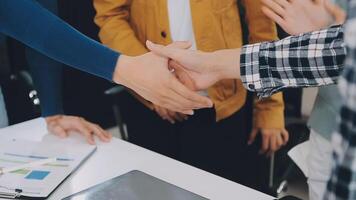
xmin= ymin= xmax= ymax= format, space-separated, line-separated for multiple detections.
xmin=240 ymin=1 xmax=356 ymax=199
xmin=240 ymin=25 xmax=346 ymax=98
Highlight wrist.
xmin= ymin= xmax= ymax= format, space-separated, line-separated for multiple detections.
xmin=211 ymin=49 xmax=240 ymax=80
xmin=45 ymin=115 xmax=62 ymax=123
xmin=113 ymin=55 xmax=135 ymax=85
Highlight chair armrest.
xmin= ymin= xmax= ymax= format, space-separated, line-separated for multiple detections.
xmin=104 ymin=86 xmax=126 ymax=97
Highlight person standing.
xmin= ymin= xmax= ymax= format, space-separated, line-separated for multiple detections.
xmin=94 ymin=0 xmax=288 ymax=190
xmin=260 ymin=0 xmax=346 ymax=199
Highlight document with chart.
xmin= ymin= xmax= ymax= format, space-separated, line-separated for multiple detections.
xmin=0 ymin=138 xmax=96 ymax=199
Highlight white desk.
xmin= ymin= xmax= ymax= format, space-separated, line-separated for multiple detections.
xmin=0 ymin=118 xmax=275 ymax=200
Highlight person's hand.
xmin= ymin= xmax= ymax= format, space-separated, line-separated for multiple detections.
xmin=261 ymin=0 xmax=346 ymax=36
xmin=153 ymin=104 xmax=188 ymax=124
xmin=324 ymin=0 xmax=346 ymax=24
xmin=248 ymin=128 xmax=289 ymax=156
xmin=112 ymin=42 xmax=213 ymax=115
xmin=147 ymin=41 xmax=241 ymax=91
xmin=45 ymin=115 xmax=112 ymax=145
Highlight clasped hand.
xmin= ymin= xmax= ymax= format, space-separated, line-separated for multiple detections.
xmin=113 ymin=42 xmax=219 ymax=115
xmin=113 ymin=40 xmax=241 ymax=117
xmin=145 ymin=41 xmax=289 ymax=155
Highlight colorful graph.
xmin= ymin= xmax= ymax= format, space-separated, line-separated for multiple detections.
xmin=4 ymin=153 xmax=74 ymax=161
xmin=25 ymin=171 xmax=50 ymax=180
xmin=11 ymin=169 xmax=30 ymax=175
xmin=0 ymin=158 xmax=69 ymax=168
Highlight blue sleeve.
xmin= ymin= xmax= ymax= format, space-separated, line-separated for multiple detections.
xmin=0 ymin=0 xmax=120 ymax=81
xmin=27 ymin=49 xmax=64 ymax=117
xmin=26 ymin=0 xmax=63 ymax=117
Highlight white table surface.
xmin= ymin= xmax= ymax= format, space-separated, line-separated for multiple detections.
xmin=0 ymin=118 xmax=275 ymax=200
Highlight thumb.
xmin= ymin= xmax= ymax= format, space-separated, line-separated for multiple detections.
xmin=314 ymin=0 xmax=324 ymax=5
xmin=169 ymin=60 xmax=197 ymax=91
xmin=324 ymin=0 xmax=346 ymax=24
xmin=248 ymin=128 xmax=259 ymax=145
xmin=146 ymin=40 xmax=183 ymax=60
xmin=167 ymin=41 xmax=192 ymax=50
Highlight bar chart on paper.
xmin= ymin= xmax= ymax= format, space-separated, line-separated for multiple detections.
xmin=0 ymin=139 xmax=96 ymax=198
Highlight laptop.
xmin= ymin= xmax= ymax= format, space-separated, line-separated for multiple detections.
xmin=63 ymin=170 xmax=209 ymax=200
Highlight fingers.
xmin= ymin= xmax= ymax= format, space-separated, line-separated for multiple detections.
xmin=269 ymin=133 xmax=278 ymax=156
xmin=274 ymin=0 xmax=290 ymax=8
xmin=147 ymin=41 xmax=186 ymax=62
xmin=261 ymin=7 xmax=287 ymax=29
xmin=166 ymin=110 xmax=178 ymax=123
xmin=259 ymin=129 xmax=288 ymax=156
xmin=86 ymin=122 xmax=112 ymax=143
xmin=155 ymin=106 xmax=175 ymax=123
xmin=261 ymin=0 xmax=286 ymax=17
xmin=73 ymin=121 xmax=96 ymax=145
xmin=155 ymin=106 xmax=168 ymax=120
xmin=169 ymin=76 xmax=213 ymax=108
xmin=281 ymin=129 xmax=289 ymax=145
xmin=154 ymin=105 xmax=188 ymax=124
xmin=169 ymin=111 xmax=188 ymax=122
xmin=177 ymin=113 xmax=189 ymax=121
xmin=167 ymin=41 xmax=192 ymax=49
xmin=324 ymin=0 xmax=346 ymax=24
xmin=47 ymin=120 xmax=68 ymax=138
xmin=276 ymin=133 xmax=284 ymax=148
xmin=260 ymin=131 xmax=270 ymax=154
xmin=248 ymin=128 xmax=259 ymax=145
xmin=157 ymin=88 xmax=194 ymax=114
xmin=314 ymin=0 xmax=325 ymax=5
xmin=45 ymin=115 xmax=112 ymax=145
xmin=169 ymin=60 xmax=197 ymax=91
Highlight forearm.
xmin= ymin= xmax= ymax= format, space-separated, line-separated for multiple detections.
xmin=210 ymin=49 xmax=241 ymax=80
xmin=27 ymin=48 xmax=64 ymax=117
xmin=26 ymin=0 xmax=63 ymax=117
xmin=0 ymin=0 xmax=120 ymax=81
xmin=240 ymin=25 xmax=346 ymax=98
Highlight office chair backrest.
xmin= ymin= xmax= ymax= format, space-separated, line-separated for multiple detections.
xmin=58 ymin=0 xmax=116 ymax=128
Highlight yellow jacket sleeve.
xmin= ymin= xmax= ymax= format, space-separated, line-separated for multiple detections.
xmin=93 ymin=0 xmax=148 ymax=56
xmin=253 ymin=93 xmax=285 ymax=129
xmin=241 ymin=0 xmax=278 ymax=43
xmin=242 ymin=0 xmax=285 ymax=129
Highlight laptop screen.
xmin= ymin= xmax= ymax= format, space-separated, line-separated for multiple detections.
xmin=63 ymin=170 xmax=209 ymax=200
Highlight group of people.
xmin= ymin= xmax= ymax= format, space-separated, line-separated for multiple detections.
xmin=0 ymin=0 xmax=355 ymax=199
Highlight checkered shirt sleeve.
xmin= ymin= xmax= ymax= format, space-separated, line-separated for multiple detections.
xmin=240 ymin=25 xmax=346 ymax=98
xmin=324 ymin=3 xmax=356 ymax=198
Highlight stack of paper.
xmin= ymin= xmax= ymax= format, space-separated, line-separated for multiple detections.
xmin=0 ymin=138 xmax=96 ymax=199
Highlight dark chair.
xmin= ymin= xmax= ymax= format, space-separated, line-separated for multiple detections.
xmin=104 ymin=86 xmax=128 ymax=140
xmin=237 ymin=2 xmax=309 ymax=197
xmin=1 ymin=38 xmax=41 ymax=125
xmin=265 ymin=89 xmax=310 ymax=198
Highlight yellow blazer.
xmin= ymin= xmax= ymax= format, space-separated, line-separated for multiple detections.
xmin=94 ymin=0 xmax=285 ymax=129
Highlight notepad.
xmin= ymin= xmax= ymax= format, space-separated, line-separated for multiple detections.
xmin=0 ymin=138 xmax=96 ymax=199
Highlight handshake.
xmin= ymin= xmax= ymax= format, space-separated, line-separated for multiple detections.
xmin=113 ymin=41 xmax=241 ymax=115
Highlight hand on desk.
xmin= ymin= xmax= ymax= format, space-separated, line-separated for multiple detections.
xmin=112 ymin=42 xmax=213 ymax=115
xmin=248 ymin=128 xmax=289 ymax=156
xmin=45 ymin=115 xmax=112 ymax=145
xmin=261 ymin=0 xmax=345 ymax=36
